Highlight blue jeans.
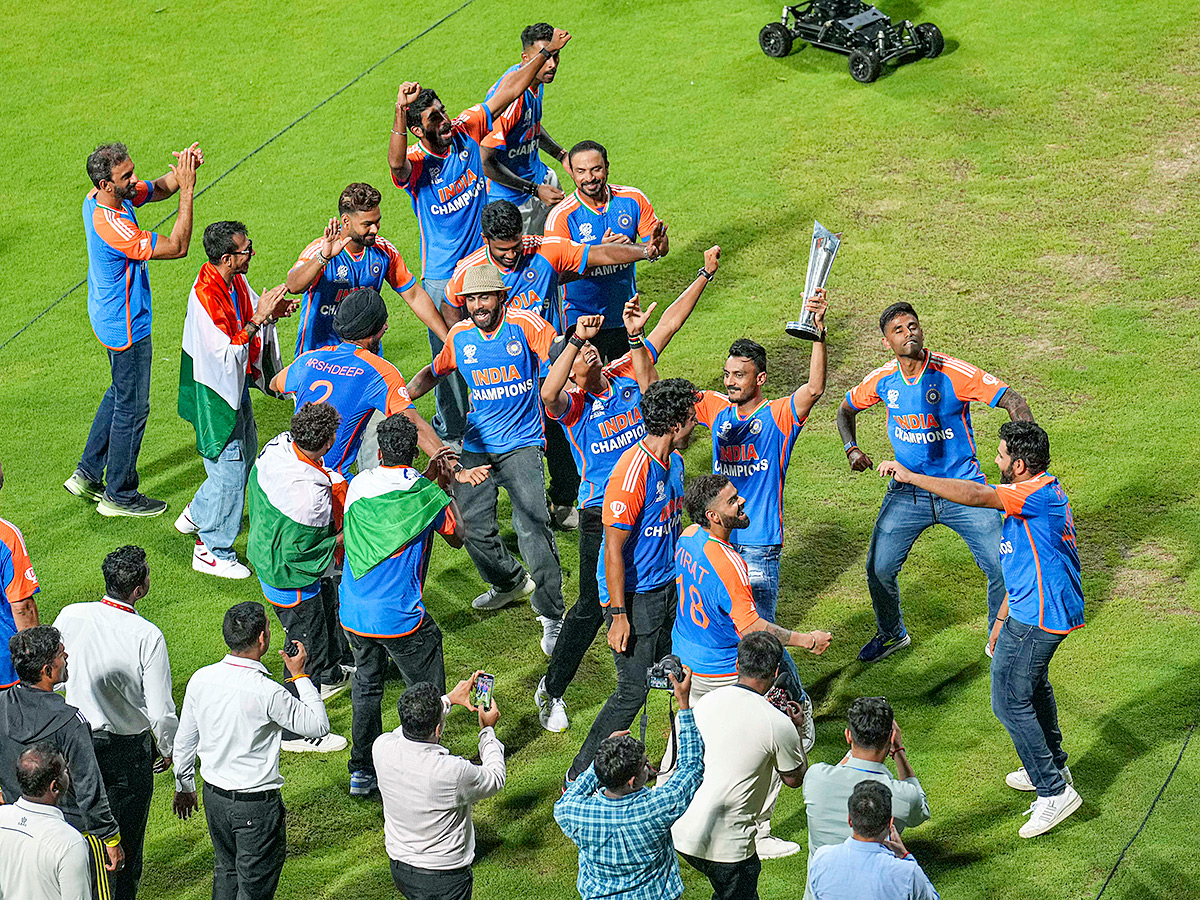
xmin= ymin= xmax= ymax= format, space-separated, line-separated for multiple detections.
xmin=188 ymin=391 xmax=257 ymax=560
xmin=866 ymin=481 xmax=1006 ymax=639
xmin=990 ymin=617 xmax=1070 ymax=796
xmin=423 ymin=277 xmax=470 ymax=443
xmin=733 ymin=543 xmax=805 ymax=701
xmin=79 ymin=335 xmax=153 ymax=504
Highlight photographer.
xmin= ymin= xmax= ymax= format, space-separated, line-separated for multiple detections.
xmin=671 ymin=632 xmax=809 ymax=896
xmin=555 ymin=668 xmax=702 ymax=900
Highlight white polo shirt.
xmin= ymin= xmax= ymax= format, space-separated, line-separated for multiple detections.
xmin=671 ymin=684 xmax=805 ymax=862
xmin=0 ymin=797 xmax=90 ymax=900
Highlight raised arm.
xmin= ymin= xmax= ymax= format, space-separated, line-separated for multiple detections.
xmin=542 ymin=315 xmax=602 ymax=416
xmin=997 ymin=387 xmax=1034 ymax=422
xmin=287 ymin=219 xmax=351 ymax=294
xmin=620 ymin=299 xmax=658 ymax=390
xmin=789 ymin=288 xmax=828 ymax=420
xmin=837 ymin=400 xmax=874 ymax=472
xmin=485 ymin=29 xmax=572 ymax=116
xmin=585 ymin=221 xmax=667 ymax=270
xmin=149 ymin=149 xmax=196 ymax=260
xmin=538 ymin=127 xmax=569 ymax=166
xmin=388 ymin=81 xmax=422 ymax=186
xmin=646 ymin=245 xmax=719 ymax=355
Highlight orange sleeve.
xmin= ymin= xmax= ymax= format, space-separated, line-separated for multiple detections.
xmin=392 ymin=147 xmax=424 ymax=191
xmin=443 ymin=266 xmax=466 ymax=309
xmin=939 ymin=355 xmax=1010 ymax=405
xmin=432 ymin=328 xmax=459 ymax=375
xmin=0 ymin=523 xmax=38 ymax=604
xmin=539 ymin=236 xmax=588 ymax=275
xmin=382 ymin=372 xmax=413 ymax=416
xmin=694 ymin=390 xmax=729 ymax=427
xmin=544 ymin=201 xmax=573 ymax=239
xmin=706 ymin=542 xmax=759 ymax=632
xmin=993 ymin=477 xmax=1048 ymax=517
xmin=92 ymin=206 xmax=156 ymax=260
xmin=454 ymin=104 xmax=494 ymax=144
xmin=518 ymin=312 xmax=557 ymax=360
xmin=634 ymin=191 xmax=660 ymax=238
xmin=603 ymin=452 xmax=648 ymax=528
xmin=552 ymin=388 xmax=588 ymax=426
xmin=481 ymin=95 xmax=522 ymax=149
xmin=379 ymin=240 xmax=417 ymax=292
xmin=436 ymin=504 xmax=457 ymax=537
xmin=847 ymin=368 xmax=887 ymax=411
xmin=329 ymin=475 xmax=348 ymax=531
xmin=770 ymin=393 xmax=807 ymax=435
xmin=132 ymin=180 xmax=153 ymax=206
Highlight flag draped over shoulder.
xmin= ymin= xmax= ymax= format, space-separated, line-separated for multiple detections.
xmin=344 ymin=466 xmax=450 ymax=575
xmin=247 ymin=433 xmax=345 ymax=588
xmin=178 ymin=263 xmax=283 ymax=458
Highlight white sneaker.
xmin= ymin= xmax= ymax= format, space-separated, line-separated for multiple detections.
xmin=539 ymin=615 xmax=563 ymax=656
xmin=174 ymin=504 xmax=199 ymax=535
xmin=473 ymin=574 xmax=536 ymax=610
xmin=552 ymin=504 xmax=579 ymax=530
xmin=192 ymin=542 xmax=251 ymax=579
xmin=755 ymin=834 xmax=801 ymax=859
xmin=281 ymin=733 xmax=348 ymax=753
xmin=319 ymin=673 xmax=351 ymax=701
xmin=1019 ymin=785 xmax=1082 ymax=837
xmin=799 ymin=695 xmax=816 ymax=753
xmin=535 ymin=677 xmax=570 ymax=732
xmin=1007 ymin=764 xmax=1073 ymax=792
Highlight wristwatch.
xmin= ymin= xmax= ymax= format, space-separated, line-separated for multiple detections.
xmin=696 ymin=266 xmax=715 ymax=281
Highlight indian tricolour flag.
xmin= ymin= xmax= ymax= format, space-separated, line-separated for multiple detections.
xmin=344 ymin=466 xmax=450 ymax=575
xmin=247 ymin=433 xmax=344 ymax=588
xmin=178 ymin=262 xmax=282 ymax=459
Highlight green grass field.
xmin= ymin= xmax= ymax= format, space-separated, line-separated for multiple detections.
xmin=3 ymin=0 xmax=1200 ymax=897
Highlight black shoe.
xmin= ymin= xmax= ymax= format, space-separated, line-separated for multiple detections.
xmin=96 ymin=494 xmax=168 ymax=518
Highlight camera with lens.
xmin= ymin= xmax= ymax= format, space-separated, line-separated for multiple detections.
xmin=646 ymin=654 xmax=684 ymax=690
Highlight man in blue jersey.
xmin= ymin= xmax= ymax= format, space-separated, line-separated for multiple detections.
xmin=340 ymin=413 xmax=465 ymax=797
xmin=285 ymin=182 xmax=447 ymax=356
xmin=533 ymin=247 xmax=719 ymax=732
xmin=565 ymin=378 xmax=699 ymax=783
xmin=481 ymin=23 xmax=570 ymax=235
xmin=692 ymin=290 xmax=828 ymax=695
xmin=545 ymin=140 xmax=668 ymax=361
xmin=878 ymin=421 xmax=1083 ymax=837
xmin=406 ymin=265 xmax=565 ymax=657
xmin=838 ymin=302 xmax=1035 ymax=663
xmin=68 ymin=142 xmax=202 ymax=518
xmin=388 ymin=26 xmax=571 ymax=444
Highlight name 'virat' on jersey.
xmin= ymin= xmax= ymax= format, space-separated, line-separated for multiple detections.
xmin=846 ymin=350 xmax=1008 ymax=482
xmin=598 ymin=442 xmax=685 ymax=604
xmin=432 ymin=308 xmax=555 ymax=455
xmin=695 ymin=391 xmax=808 ymax=547
xmin=551 ymin=344 xmax=658 ymax=509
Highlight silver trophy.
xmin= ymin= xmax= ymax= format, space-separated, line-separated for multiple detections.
xmin=786 ymin=221 xmax=841 ymax=340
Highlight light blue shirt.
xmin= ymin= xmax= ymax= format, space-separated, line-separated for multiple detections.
xmin=807 ymin=837 xmax=940 ymax=900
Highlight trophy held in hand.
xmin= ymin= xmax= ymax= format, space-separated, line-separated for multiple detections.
xmin=787 ymin=221 xmax=840 ymax=341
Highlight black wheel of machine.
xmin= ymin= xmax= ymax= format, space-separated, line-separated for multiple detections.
xmin=915 ymin=23 xmax=944 ymax=58
xmin=759 ymin=23 xmax=794 ymax=58
xmin=848 ymin=48 xmax=881 ymax=83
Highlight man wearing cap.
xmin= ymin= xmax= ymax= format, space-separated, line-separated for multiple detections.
xmin=407 ymin=265 xmax=565 ymax=656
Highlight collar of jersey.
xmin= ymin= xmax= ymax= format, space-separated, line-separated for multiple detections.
xmin=472 ymin=307 xmax=508 ymax=340
xmin=705 ymin=531 xmax=736 ymax=551
xmin=418 ymin=137 xmax=455 ymax=161
xmin=733 ymin=399 xmax=771 ymax=421
xmin=899 ymin=350 xmax=931 ymax=386
xmin=576 ymin=186 xmax=613 ymax=214
xmin=637 ymin=440 xmax=669 ymax=470
xmin=483 ymin=245 xmax=517 ymax=275
xmin=94 ymin=197 xmax=129 ymax=215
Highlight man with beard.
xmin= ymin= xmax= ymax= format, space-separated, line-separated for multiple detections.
xmin=286 ymin=183 xmax=447 ymax=356
xmin=877 ymin=421 xmax=1083 ymax=838
xmin=545 ymin=141 xmax=667 ymax=361
xmin=406 ymin=265 xmax=564 ymax=657
xmin=481 ymin=23 xmax=571 ymax=235
xmin=837 ymin=302 xmax=1034 ymax=663
xmin=388 ymin=27 xmax=571 ymax=444
xmin=67 ymin=141 xmax=202 ymax=518
xmin=532 ymin=248 xmax=719 ymax=732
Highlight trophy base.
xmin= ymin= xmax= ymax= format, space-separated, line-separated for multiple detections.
xmin=786 ymin=321 xmax=822 ymax=341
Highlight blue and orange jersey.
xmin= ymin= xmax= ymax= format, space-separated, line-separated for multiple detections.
xmin=551 ymin=342 xmax=659 ymax=509
xmin=993 ymin=473 xmax=1084 ymax=634
xmin=672 ymin=524 xmax=761 ymax=676
xmin=392 ymin=105 xmax=493 ymax=280
xmin=340 ymin=469 xmax=455 ymax=639
xmin=433 ymin=307 xmax=556 ymax=454
xmin=598 ymin=441 xmax=685 ymax=603
xmin=483 ymin=66 xmax=549 ymax=205
xmin=444 ymin=235 xmax=588 ymax=325
xmin=694 ymin=390 xmax=809 ymax=547
xmin=291 ymin=236 xmax=417 ymax=355
xmin=260 ymin=580 xmax=322 ymax=610
xmin=82 ymin=181 xmax=157 ymax=349
xmin=544 ymin=185 xmax=661 ymax=328
xmin=278 ymin=343 xmax=413 ymax=475
xmin=846 ymin=350 xmax=1009 ymax=482
xmin=0 ymin=518 xmax=39 ymax=687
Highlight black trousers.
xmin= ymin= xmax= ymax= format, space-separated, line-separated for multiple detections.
xmin=346 ymin=618 xmax=445 ymax=775
xmin=544 ymin=413 xmax=580 ymax=509
xmin=203 ymin=784 xmax=286 ymax=900
xmin=389 ymin=859 xmax=473 ymax=900
xmin=568 ymin=581 xmax=675 ymax=779
xmin=680 ymin=852 xmax=762 ymax=900
xmin=544 ymin=506 xmax=604 ymax=698
xmin=274 ymin=577 xmax=349 ymax=740
xmin=91 ymin=731 xmax=154 ymax=900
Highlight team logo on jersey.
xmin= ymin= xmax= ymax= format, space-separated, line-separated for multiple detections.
xmin=887 ymin=389 xmax=900 ymax=408
xmin=620 ymin=387 xmax=634 ymax=402
xmin=654 ymin=481 xmax=667 ymax=503
xmin=926 ymin=387 xmax=940 ymax=404
xmin=459 ymin=149 xmax=470 ymax=160
xmin=24 ymin=566 xmax=36 ymax=582
xmin=718 ymin=420 xmax=733 ymax=437
xmin=578 ymin=222 xmax=594 ymax=240
xmin=506 ymin=340 xmax=522 ymax=357
xmin=610 ymin=500 xmax=627 ymax=517
xmin=982 ymin=372 xmax=998 ymax=385
xmin=372 ymin=265 xmax=380 ymax=275
xmin=750 ymin=419 xmax=762 ymax=435
xmin=617 ymin=213 xmax=633 ymax=230
xmin=336 ymin=265 xmax=349 ymax=280
xmin=464 ymin=344 xmax=478 ymax=363
xmin=525 ymin=269 xmax=537 ymax=281
xmin=430 ymin=165 xmax=443 ymax=183
xmin=591 ymin=398 xmax=607 ymax=414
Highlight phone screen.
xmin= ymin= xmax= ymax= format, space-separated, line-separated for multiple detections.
xmin=471 ymin=673 xmax=495 ymax=710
